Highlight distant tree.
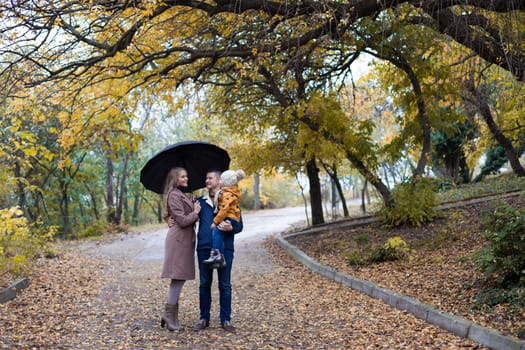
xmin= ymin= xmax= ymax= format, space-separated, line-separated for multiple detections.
xmin=431 ymin=121 xmax=476 ymax=184
xmin=463 ymin=79 xmax=525 ymax=177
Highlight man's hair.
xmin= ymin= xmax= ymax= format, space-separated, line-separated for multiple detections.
xmin=207 ymin=169 xmax=222 ymax=178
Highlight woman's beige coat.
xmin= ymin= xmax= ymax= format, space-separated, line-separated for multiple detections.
xmin=161 ymin=188 xmax=199 ymax=280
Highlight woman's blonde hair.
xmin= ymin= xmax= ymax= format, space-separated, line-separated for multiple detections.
xmin=162 ymin=167 xmax=186 ymax=221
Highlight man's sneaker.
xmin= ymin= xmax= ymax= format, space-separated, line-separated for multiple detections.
xmin=192 ymin=319 xmax=209 ymax=331
xmin=221 ymin=320 xmax=236 ymax=333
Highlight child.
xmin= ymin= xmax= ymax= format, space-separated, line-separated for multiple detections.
xmin=204 ymin=169 xmax=245 ymax=268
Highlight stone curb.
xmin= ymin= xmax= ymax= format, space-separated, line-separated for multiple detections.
xmin=276 ymin=205 xmax=525 ymax=350
xmin=0 ymin=278 xmax=30 ymax=304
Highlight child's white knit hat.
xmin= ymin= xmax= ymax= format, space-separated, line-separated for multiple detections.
xmin=220 ymin=169 xmax=246 ymax=187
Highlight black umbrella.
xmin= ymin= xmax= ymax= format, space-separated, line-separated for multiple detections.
xmin=140 ymin=141 xmax=230 ymax=194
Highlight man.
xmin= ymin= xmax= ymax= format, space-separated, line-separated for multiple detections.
xmin=193 ymin=169 xmax=243 ymax=333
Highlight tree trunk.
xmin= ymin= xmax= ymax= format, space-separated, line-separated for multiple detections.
xmin=85 ymin=184 xmax=99 ymax=220
xmin=390 ymin=57 xmax=431 ymax=178
xmin=116 ymin=153 xmax=130 ymax=225
xmin=345 ymin=150 xmax=391 ymax=207
xmin=157 ymin=198 xmax=163 ymax=224
xmin=14 ymin=160 xmax=26 ymax=212
xmin=466 ymin=82 xmax=525 ymax=177
xmin=106 ymin=155 xmax=116 ymax=223
xmin=253 ymin=173 xmax=261 ymax=210
xmin=13 ymin=159 xmax=37 ymax=221
xmin=322 ymin=162 xmax=349 ymax=217
xmin=360 ymin=179 xmax=368 ymax=214
xmin=305 ymin=157 xmax=324 ymax=225
xmin=132 ymin=194 xmax=141 ymax=225
xmin=59 ymin=176 xmax=71 ymax=237
xmin=382 ymin=165 xmax=391 ymax=189
xmin=295 ymin=173 xmax=310 ymax=226
xmin=335 ymin=179 xmax=349 ymax=217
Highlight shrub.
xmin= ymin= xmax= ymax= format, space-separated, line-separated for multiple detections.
xmin=473 ymin=286 xmax=524 ymax=337
xmin=344 ymin=250 xmax=364 ymax=267
xmin=474 ymin=287 xmax=525 ymax=311
xmin=476 ymin=203 xmax=525 ymax=287
xmin=367 ymin=236 xmax=410 ymax=263
xmin=346 ymin=236 xmax=411 ymax=266
xmin=0 ymin=206 xmax=57 ymax=278
xmin=434 ymin=179 xmax=455 ymax=192
xmin=379 ymin=177 xmax=439 ymax=227
xmin=352 ymin=234 xmax=370 ymax=246
xmin=76 ymin=220 xmax=107 ymax=239
xmin=435 ymin=210 xmax=467 ymax=246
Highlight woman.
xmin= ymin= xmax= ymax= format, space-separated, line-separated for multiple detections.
xmin=160 ymin=167 xmax=201 ymax=331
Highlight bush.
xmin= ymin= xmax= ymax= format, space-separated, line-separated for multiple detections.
xmin=476 ymin=203 xmax=525 ymax=287
xmin=352 ymin=234 xmax=370 ymax=246
xmin=474 ymin=287 xmax=524 ymax=311
xmin=434 ymin=210 xmax=468 ymax=246
xmin=0 ymin=206 xmax=57 ymax=277
xmin=473 ymin=286 xmax=525 ymax=338
xmin=345 ymin=236 xmax=410 ymax=266
xmin=379 ymin=177 xmax=439 ymax=227
xmin=76 ymin=220 xmax=107 ymax=239
xmin=76 ymin=221 xmax=129 ymax=239
xmin=367 ymin=236 xmax=410 ymax=263
xmin=344 ymin=250 xmax=364 ymax=267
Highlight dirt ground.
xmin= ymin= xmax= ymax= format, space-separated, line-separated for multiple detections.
xmin=0 ymin=206 xmax=490 ymax=349
xmin=288 ymin=194 xmax=525 ymax=341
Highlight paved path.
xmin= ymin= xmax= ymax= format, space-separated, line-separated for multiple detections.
xmin=93 ymin=206 xmax=309 ymax=262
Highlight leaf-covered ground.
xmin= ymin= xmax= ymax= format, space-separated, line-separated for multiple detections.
xmin=0 ymin=217 xmax=488 ymax=349
xmin=287 ymin=194 xmax=525 ymax=342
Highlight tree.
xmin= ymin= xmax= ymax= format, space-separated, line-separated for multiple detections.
xmin=0 ymin=76 xmax=144 ymax=234
xmin=1 ymin=1 xmax=522 ymax=91
xmin=464 ymin=79 xmax=525 ymax=177
xmin=430 ymin=121 xmax=475 ymax=184
xmin=1 ymin=0 xmax=523 ymax=229
xmin=342 ymin=71 xmax=415 ymax=189
xmin=320 ymin=161 xmax=350 ymax=218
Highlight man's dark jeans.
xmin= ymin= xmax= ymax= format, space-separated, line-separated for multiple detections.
xmin=197 ymin=249 xmax=234 ymax=323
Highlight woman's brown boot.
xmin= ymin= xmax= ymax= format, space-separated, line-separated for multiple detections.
xmin=160 ymin=303 xmax=184 ymax=331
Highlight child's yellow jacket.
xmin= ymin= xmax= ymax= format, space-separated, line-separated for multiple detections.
xmin=213 ymin=185 xmax=241 ymax=225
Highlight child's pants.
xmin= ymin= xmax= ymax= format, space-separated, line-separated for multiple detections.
xmin=211 ymin=218 xmax=239 ymax=253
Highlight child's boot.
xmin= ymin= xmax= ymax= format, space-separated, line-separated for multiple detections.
xmin=218 ymin=253 xmax=226 ymax=267
xmin=204 ymin=249 xmax=220 ymax=264
xmin=212 ymin=253 xmax=227 ymax=269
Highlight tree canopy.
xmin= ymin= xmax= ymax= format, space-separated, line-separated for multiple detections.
xmin=1 ymin=0 xmax=523 ymax=96
xmin=0 ymin=0 xmax=523 ymax=230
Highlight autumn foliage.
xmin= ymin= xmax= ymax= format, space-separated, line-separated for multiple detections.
xmin=0 ymin=207 xmax=56 ymax=278
xmin=379 ymin=177 xmax=440 ymax=227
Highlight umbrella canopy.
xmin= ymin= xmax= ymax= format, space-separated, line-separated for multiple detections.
xmin=140 ymin=141 xmax=230 ymax=194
